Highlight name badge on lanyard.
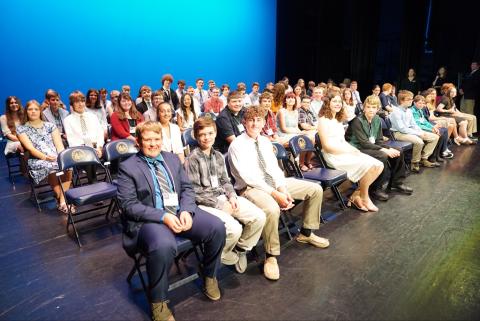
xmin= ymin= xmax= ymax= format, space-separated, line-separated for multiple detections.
xmin=210 ymin=175 xmax=219 ymax=188
xmin=369 ymin=136 xmax=376 ymax=144
xmin=163 ymin=192 xmax=179 ymax=207
xmin=128 ymin=119 xmax=136 ymax=134
xmin=266 ymin=128 xmax=274 ymax=136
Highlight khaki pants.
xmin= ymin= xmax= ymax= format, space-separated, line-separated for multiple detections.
xmin=461 ymin=98 xmax=475 ymax=116
xmin=242 ymin=177 xmax=322 ymax=256
xmin=200 ymin=196 xmax=265 ymax=261
xmin=393 ymin=131 xmax=439 ymax=163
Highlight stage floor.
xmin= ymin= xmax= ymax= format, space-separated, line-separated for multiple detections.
xmin=1 ymin=143 xmax=479 ymax=320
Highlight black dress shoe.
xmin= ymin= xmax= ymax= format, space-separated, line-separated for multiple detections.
xmin=371 ymin=189 xmax=389 ymax=201
xmin=391 ymin=183 xmax=413 ymax=195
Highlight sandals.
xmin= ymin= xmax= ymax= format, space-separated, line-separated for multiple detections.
xmin=363 ymin=199 xmax=379 ymax=212
xmin=347 ymin=191 xmax=368 ymax=212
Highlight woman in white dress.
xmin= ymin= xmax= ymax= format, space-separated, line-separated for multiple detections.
xmin=317 ymin=91 xmax=384 ymax=212
xmin=85 ymin=89 xmax=108 ymax=139
xmin=158 ymin=102 xmax=185 ymax=163
xmin=342 ymin=88 xmax=356 ymax=122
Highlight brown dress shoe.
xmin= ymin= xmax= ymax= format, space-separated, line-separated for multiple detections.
xmin=420 ymin=159 xmax=435 ymax=168
xmin=410 ymin=162 xmax=420 ymax=173
xmin=204 ymin=277 xmax=221 ymax=301
xmin=151 ymin=301 xmax=175 ymax=321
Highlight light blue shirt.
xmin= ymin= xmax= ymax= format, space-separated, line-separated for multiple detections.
xmin=389 ymin=105 xmax=423 ymax=136
xmin=141 ymin=153 xmax=176 ymax=221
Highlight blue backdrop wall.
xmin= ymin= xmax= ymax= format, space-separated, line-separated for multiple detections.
xmin=0 ymin=0 xmax=276 ymax=113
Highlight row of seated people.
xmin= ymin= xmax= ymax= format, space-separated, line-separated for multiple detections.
xmin=130 ymin=87 xmax=476 ymax=320
xmin=3 ymin=82 xmax=477 ymax=210
xmin=377 ymin=82 xmax=477 ymax=144
xmin=116 ymin=104 xmax=377 ymax=320
xmin=0 ymin=76 xmax=353 ymax=162
xmin=4 ymin=90 xmax=472 ymax=321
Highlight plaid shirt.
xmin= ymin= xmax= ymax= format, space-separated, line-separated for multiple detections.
xmin=185 ymin=147 xmax=236 ymax=209
xmin=298 ymin=107 xmax=317 ymax=126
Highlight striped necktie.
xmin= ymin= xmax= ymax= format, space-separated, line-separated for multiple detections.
xmin=153 ymin=162 xmax=176 ymax=214
xmin=255 ymin=140 xmax=275 ymax=188
xmin=79 ymin=114 xmax=92 ymax=147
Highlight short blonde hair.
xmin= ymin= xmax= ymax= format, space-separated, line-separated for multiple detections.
xmin=363 ymin=95 xmax=381 ymax=108
xmin=398 ymin=90 xmax=414 ymax=103
xmin=136 ymin=121 xmax=162 ymax=142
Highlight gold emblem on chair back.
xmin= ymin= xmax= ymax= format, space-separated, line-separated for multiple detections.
xmin=72 ymin=149 xmax=86 ymax=162
xmin=298 ymin=137 xmax=307 ymax=150
xmin=116 ymin=142 xmax=128 ymax=154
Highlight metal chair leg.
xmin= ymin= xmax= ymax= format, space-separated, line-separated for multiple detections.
xmin=331 ymin=185 xmax=347 ymax=210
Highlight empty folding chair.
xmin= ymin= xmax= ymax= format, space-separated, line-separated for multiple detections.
xmin=103 ymin=139 xmax=138 ymax=179
xmin=56 ymin=146 xmax=119 ymax=247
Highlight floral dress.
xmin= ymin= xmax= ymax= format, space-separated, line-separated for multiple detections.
xmin=16 ymin=122 xmax=59 ymax=184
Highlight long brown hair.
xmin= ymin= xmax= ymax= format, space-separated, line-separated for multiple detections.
xmin=272 ymin=82 xmax=286 ymax=106
xmin=318 ymin=91 xmax=347 ymax=122
xmin=442 ymin=86 xmax=457 ymax=110
xmin=179 ymin=93 xmax=197 ymax=122
xmin=21 ymin=100 xmax=41 ymax=124
xmin=5 ymin=96 xmax=24 ymax=135
xmin=114 ymin=92 xmax=141 ymax=120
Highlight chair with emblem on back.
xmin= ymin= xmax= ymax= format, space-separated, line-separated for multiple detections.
xmin=103 ymin=139 xmax=138 ymax=180
xmin=56 ymin=146 xmax=119 ymax=247
xmin=290 ymin=135 xmax=348 ymax=210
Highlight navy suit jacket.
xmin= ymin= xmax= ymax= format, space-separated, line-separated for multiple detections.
xmin=117 ymin=151 xmax=197 ymax=255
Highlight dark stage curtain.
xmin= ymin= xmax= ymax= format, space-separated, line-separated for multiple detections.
xmin=276 ymin=0 xmax=478 ymax=104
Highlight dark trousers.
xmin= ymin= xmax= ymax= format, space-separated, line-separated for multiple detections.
xmin=360 ymin=148 xmax=406 ymax=190
xmin=430 ymin=127 xmax=448 ymax=160
xmin=137 ymin=209 xmax=226 ymax=302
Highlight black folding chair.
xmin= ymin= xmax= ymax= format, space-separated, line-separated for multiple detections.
xmin=56 ymin=146 xmax=119 ymax=247
xmin=28 ymin=169 xmax=55 ymax=212
xmin=289 ymin=135 xmax=348 ymax=210
xmin=182 ymin=127 xmax=198 ymax=155
xmin=5 ymin=151 xmax=23 ymax=188
xmin=199 ymin=112 xmax=217 ymax=121
xmin=270 ymin=142 xmax=308 ymax=239
xmin=380 ymin=117 xmax=413 ymax=152
xmin=103 ymin=139 xmax=138 ymax=179
xmin=380 ymin=117 xmax=413 ymax=170
xmin=126 ymin=237 xmax=202 ymax=303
